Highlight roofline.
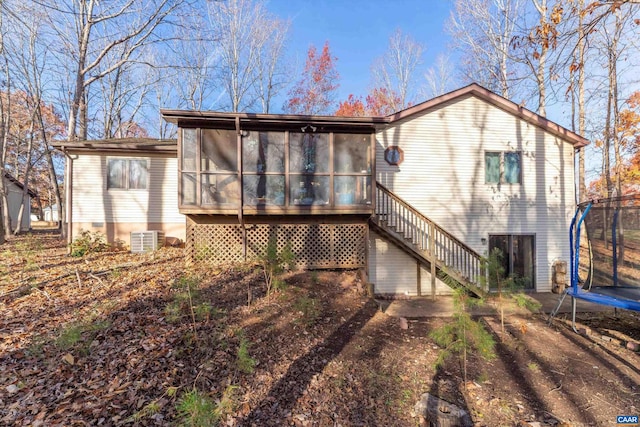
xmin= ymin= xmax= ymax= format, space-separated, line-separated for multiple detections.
xmin=160 ymin=109 xmax=387 ymax=128
xmin=386 ymin=83 xmax=589 ymax=148
xmin=161 ymin=84 xmax=588 ymax=148
xmin=4 ymin=173 xmax=37 ymax=198
xmin=51 ymin=138 xmax=177 ymax=153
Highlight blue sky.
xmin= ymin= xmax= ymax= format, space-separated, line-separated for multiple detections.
xmin=267 ymin=0 xmax=455 ymax=103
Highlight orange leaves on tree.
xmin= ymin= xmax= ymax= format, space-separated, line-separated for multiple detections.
xmin=365 ymin=88 xmax=402 ymax=116
xmin=285 ymin=41 xmax=339 ymax=115
xmin=335 ymin=95 xmax=366 ymax=117
xmin=334 ymin=87 xmax=402 ymax=117
xmin=617 ymin=91 xmax=640 ymax=153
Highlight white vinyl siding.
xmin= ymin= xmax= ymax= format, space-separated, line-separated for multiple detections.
xmin=72 ymin=154 xmax=184 ymax=225
xmin=373 ymin=94 xmax=575 ymax=293
xmin=369 ymin=231 xmax=452 ymax=296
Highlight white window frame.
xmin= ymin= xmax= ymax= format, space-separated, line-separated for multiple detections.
xmin=107 ymin=158 xmax=149 ymax=190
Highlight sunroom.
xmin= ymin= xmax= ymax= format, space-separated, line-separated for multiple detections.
xmin=161 ymin=110 xmax=383 ymax=268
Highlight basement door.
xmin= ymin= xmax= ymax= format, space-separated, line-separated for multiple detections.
xmin=488 ymin=234 xmax=535 ymax=290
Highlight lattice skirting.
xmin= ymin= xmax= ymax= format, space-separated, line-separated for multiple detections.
xmin=186 ymin=217 xmax=367 ymax=268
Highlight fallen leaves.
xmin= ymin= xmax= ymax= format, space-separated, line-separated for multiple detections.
xmin=2 ymin=234 xmax=640 ymax=426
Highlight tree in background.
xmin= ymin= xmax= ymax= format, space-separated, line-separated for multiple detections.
xmin=209 ymin=0 xmax=290 ymax=113
xmin=370 ymin=29 xmax=424 ymax=111
xmin=44 ymin=0 xmax=185 ymax=141
xmin=448 ymin=0 xmax=524 ymax=99
xmin=423 ymin=53 xmax=457 ymax=99
xmin=335 ymin=95 xmax=366 ymax=117
xmin=335 ymin=88 xmax=402 ymax=117
xmin=285 ymin=42 xmax=339 ymax=115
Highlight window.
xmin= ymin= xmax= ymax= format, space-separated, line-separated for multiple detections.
xmin=289 ymin=132 xmax=330 ymax=206
xmin=242 ymin=131 xmax=285 ymax=206
xmin=333 ymin=133 xmax=371 ymax=206
xmin=107 ymin=158 xmax=148 ymax=190
xmin=488 ymin=234 xmax=535 ymax=289
xmin=178 ymin=127 xmax=373 ymax=210
xmin=384 ymin=146 xmax=404 ymax=166
xmin=180 ymin=128 xmax=240 ymax=206
xmin=485 ymin=151 xmax=521 ymax=184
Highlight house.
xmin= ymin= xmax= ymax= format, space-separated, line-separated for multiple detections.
xmin=3 ymin=173 xmax=36 ymax=231
xmin=55 ymin=84 xmax=588 ymax=295
xmin=52 ymin=138 xmax=185 ymax=244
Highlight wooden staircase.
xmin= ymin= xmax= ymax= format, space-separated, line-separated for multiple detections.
xmin=371 ymin=182 xmax=487 ymax=297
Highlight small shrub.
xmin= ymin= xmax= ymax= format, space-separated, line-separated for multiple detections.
xmin=217 ymin=385 xmax=240 ymax=419
xmin=55 ymin=324 xmax=84 ymax=350
xmin=310 ymin=270 xmax=320 ymax=284
xmin=258 ymin=238 xmax=294 ymax=295
xmin=70 ymin=230 xmax=109 ymax=257
xmin=236 ymin=337 xmax=256 ymax=374
xmin=527 ymin=362 xmax=540 ymax=372
xmin=294 ymin=295 xmax=321 ymax=326
xmin=130 ymin=400 xmax=161 ymax=421
xmin=194 ymin=302 xmax=215 ymax=322
xmin=175 ymin=388 xmax=218 ymax=427
xmin=164 ymin=300 xmax=184 ymax=323
xmin=512 ymin=292 xmax=542 ymax=313
xmin=430 ymin=279 xmax=495 ymax=385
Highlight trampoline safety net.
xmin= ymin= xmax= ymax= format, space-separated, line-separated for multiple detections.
xmin=578 ymin=194 xmax=640 ymax=291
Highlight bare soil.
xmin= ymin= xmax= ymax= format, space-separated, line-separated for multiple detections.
xmin=1 ymin=234 xmax=639 ymax=426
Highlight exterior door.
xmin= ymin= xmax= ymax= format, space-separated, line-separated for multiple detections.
xmin=488 ymin=234 xmax=535 ymax=289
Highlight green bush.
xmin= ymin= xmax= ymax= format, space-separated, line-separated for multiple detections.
xmin=70 ymin=230 xmax=109 ymax=257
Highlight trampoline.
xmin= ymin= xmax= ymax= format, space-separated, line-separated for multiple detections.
xmin=549 ymin=194 xmax=640 ymax=331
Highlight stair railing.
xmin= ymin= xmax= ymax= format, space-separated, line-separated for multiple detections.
xmin=374 ymin=182 xmax=485 ymax=291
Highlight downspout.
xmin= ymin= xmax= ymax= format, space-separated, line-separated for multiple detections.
xmin=236 ymin=116 xmax=246 ymax=259
xmin=61 ymin=147 xmax=74 ymax=249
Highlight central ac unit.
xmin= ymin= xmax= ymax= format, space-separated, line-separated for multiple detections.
xmin=130 ymin=230 xmax=165 ymax=253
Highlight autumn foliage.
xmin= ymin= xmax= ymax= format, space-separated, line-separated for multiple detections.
xmin=1 ymin=90 xmax=66 ymax=208
xmin=335 ymin=88 xmax=402 ymax=117
xmin=285 ymin=42 xmax=339 ymax=115
xmin=588 ymin=90 xmax=640 ymax=197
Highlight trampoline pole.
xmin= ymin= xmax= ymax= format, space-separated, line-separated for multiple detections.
xmin=571 ymin=296 xmax=578 ymax=333
xmin=612 ymin=209 xmax=619 ymax=287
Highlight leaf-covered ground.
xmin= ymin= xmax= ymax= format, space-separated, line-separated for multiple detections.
xmin=1 ymin=233 xmax=639 ymax=426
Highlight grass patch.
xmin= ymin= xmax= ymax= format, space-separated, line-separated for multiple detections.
xmin=55 ymin=315 xmax=111 ymax=354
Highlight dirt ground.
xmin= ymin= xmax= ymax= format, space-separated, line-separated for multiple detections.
xmin=1 ymin=234 xmax=639 ymax=426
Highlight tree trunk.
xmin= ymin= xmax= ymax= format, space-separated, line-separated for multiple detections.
xmin=577 ymin=0 xmax=587 ymax=202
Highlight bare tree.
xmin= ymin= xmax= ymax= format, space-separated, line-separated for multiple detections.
xmin=45 ymin=0 xmax=184 ymax=141
xmin=254 ymin=17 xmax=290 ymax=113
xmin=208 ymin=0 xmax=288 ymax=112
xmin=371 ymin=29 xmax=424 ymax=111
xmin=448 ymin=0 xmax=525 ymax=98
xmin=422 ymin=53 xmax=458 ymax=99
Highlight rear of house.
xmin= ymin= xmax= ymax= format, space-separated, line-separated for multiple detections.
xmin=54 ymin=139 xmax=185 ymax=246
xmin=370 ymin=86 xmax=585 ymax=295
xmin=56 ymin=84 xmax=588 ymax=295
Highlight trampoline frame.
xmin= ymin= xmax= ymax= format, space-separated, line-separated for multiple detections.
xmin=550 ymin=196 xmax=640 ymax=332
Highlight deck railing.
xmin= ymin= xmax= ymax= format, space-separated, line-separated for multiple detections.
xmin=374 ymin=182 xmax=485 ymax=292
